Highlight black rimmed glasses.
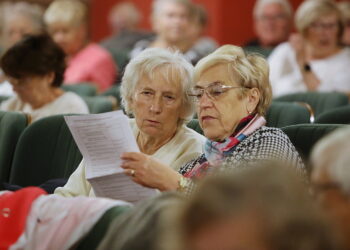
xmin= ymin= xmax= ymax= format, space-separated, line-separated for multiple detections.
xmin=187 ymin=81 xmax=248 ymax=102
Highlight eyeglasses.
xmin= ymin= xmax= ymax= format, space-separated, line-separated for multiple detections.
xmin=309 ymin=22 xmax=338 ymax=32
xmin=187 ymin=81 xmax=248 ymax=102
xmin=258 ymin=14 xmax=288 ymax=22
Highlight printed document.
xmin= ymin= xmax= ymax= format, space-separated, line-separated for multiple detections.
xmin=65 ymin=111 xmax=156 ymax=203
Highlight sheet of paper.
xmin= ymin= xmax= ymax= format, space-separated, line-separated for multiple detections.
xmin=65 ymin=111 xmax=157 ymax=203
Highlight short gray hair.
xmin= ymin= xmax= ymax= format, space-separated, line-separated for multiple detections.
xmin=311 ymin=127 xmax=350 ymax=195
xmin=253 ymin=0 xmax=293 ymax=19
xmin=121 ymin=48 xmax=195 ymax=125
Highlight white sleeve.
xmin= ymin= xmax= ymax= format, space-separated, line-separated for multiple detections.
xmin=268 ymin=43 xmax=307 ymax=97
xmin=54 ymin=160 xmax=94 ymax=197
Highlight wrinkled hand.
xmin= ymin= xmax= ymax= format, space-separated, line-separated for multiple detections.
xmin=289 ymin=33 xmax=306 ymax=66
xmin=121 ymin=152 xmax=181 ymax=191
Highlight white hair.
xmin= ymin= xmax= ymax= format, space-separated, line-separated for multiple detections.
xmin=253 ymin=0 xmax=293 ymax=19
xmin=311 ymin=127 xmax=350 ymax=195
xmin=121 ymin=48 xmax=195 ymax=125
xmin=3 ymin=2 xmax=44 ymax=32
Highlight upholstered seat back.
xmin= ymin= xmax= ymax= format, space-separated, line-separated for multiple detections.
xmin=266 ymin=102 xmax=311 ymax=128
xmin=275 ymin=92 xmax=349 ymax=117
xmin=9 ymin=114 xmax=82 ymax=186
xmin=0 ymin=111 xmax=29 ymax=183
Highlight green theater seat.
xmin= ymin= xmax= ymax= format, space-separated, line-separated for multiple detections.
xmin=61 ymin=83 xmax=97 ymax=96
xmin=315 ymin=105 xmax=350 ymax=124
xmin=82 ymin=96 xmax=115 ymax=113
xmin=0 ymin=111 xmax=29 ymax=183
xmin=266 ymin=102 xmax=311 ymax=128
xmin=281 ymin=124 xmax=346 ymax=173
xmin=274 ymin=92 xmax=349 ymax=117
xmin=9 ymin=114 xmax=82 ymax=187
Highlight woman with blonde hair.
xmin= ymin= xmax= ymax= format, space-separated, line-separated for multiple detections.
xmin=269 ymin=0 xmax=350 ymax=97
xmin=120 ymin=44 xmax=305 ymax=194
xmin=44 ymin=0 xmax=117 ymax=92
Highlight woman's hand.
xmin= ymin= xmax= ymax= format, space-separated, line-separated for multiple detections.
xmin=289 ymin=33 xmax=320 ymax=91
xmin=289 ymin=33 xmax=306 ymax=66
xmin=120 ymin=152 xmax=181 ymax=191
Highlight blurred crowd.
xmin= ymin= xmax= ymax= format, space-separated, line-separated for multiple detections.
xmin=1 ymin=0 xmax=350 ymax=250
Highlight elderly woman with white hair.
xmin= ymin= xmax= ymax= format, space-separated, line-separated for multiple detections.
xmin=44 ymin=0 xmax=117 ymax=92
xmin=311 ymin=127 xmax=350 ymax=250
xmin=269 ymin=0 xmax=350 ymax=97
xmin=120 ymin=44 xmax=305 ymax=194
xmin=55 ymin=48 xmax=205 ymax=197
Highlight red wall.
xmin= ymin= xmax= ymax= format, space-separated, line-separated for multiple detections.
xmin=90 ymin=0 xmax=304 ymax=46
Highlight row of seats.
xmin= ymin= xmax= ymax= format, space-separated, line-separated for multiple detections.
xmin=0 ymin=109 xmax=348 ymax=187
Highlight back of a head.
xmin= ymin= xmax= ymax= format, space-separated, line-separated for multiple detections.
xmin=44 ymin=0 xmax=88 ymax=26
xmin=1 ymin=34 xmax=66 ymax=87
xmin=311 ymin=127 xmax=350 ymax=196
xmin=166 ymin=163 xmax=340 ymax=250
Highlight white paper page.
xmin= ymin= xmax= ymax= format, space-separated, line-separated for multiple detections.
xmin=88 ymin=173 xmax=156 ymax=203
xmin=65 ymin=111 xmax=138 ymax=178
xmin=65 ymin=111 xmax=157 ymax=202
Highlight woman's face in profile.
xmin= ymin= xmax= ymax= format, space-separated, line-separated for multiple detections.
xmin=130 ymin=70 xmax=184 ymax=139
xmin=195 ymin=64 xmax=249 ymax=141
xmin=47 ymin=21 xmax=86 ymax=56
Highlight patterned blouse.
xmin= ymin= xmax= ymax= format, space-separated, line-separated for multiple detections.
xmin=178 ymin=126 xmax=306 ymax=195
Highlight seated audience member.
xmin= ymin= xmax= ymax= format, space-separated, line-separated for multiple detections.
xmin=98 ymin=164 xmax=340 ymax=250
xmin=44 ymin=0 xmax=117 ymax=92
xmin=338 ymin=1 xmax=350 ymax=46
xmin=130 ymin=0 xmax=208 ymax=65
xmin=269 ymin=0 xmax=350 ymax=97
xmin=101 ymin=2 xmax=153 ymax=54
xmin=117 ymin=45 xmax=305 ymax=195
xmin=311 ymin=127 xmax=350 ymax=250
xmin=244 ymin=0 xmax=293 ymax=57
xmin=54 ymin=48 xmax=205 ymax=197
xmin=0 ymin=1 xmax=44 ymax=96
xmin=101 ymin=2 xmax=154 ymax=75
xmin=185 ymin=3 xmax=218 ymax=65
xmin=0 ymin=186 xmax=131 ymax=249
xmin=0 ymin=34 xmax=89 ymax=122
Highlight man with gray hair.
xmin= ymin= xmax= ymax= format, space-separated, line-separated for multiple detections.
xmin=244 ymin=0 xmax=293 ymax=57
xmin=311 ymin=127 xmax=350 ymax=250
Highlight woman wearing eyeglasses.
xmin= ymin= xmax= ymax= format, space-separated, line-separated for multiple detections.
xmin=120 ymin=45 xmax=305 ymax=195
xmin=55 ymin=48 xmax=205 ymax=197
xmin=268 ymin=0 xmax=350 ymax=97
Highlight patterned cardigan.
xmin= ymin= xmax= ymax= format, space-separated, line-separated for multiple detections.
xmin=178 ymin=126 xmax=306 ymax=195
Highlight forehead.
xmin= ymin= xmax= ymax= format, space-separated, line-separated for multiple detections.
xmin=137 ymin=69 xmax=182 ymax=92
xmin=197 ymin=63 xmax=240 ymax=87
